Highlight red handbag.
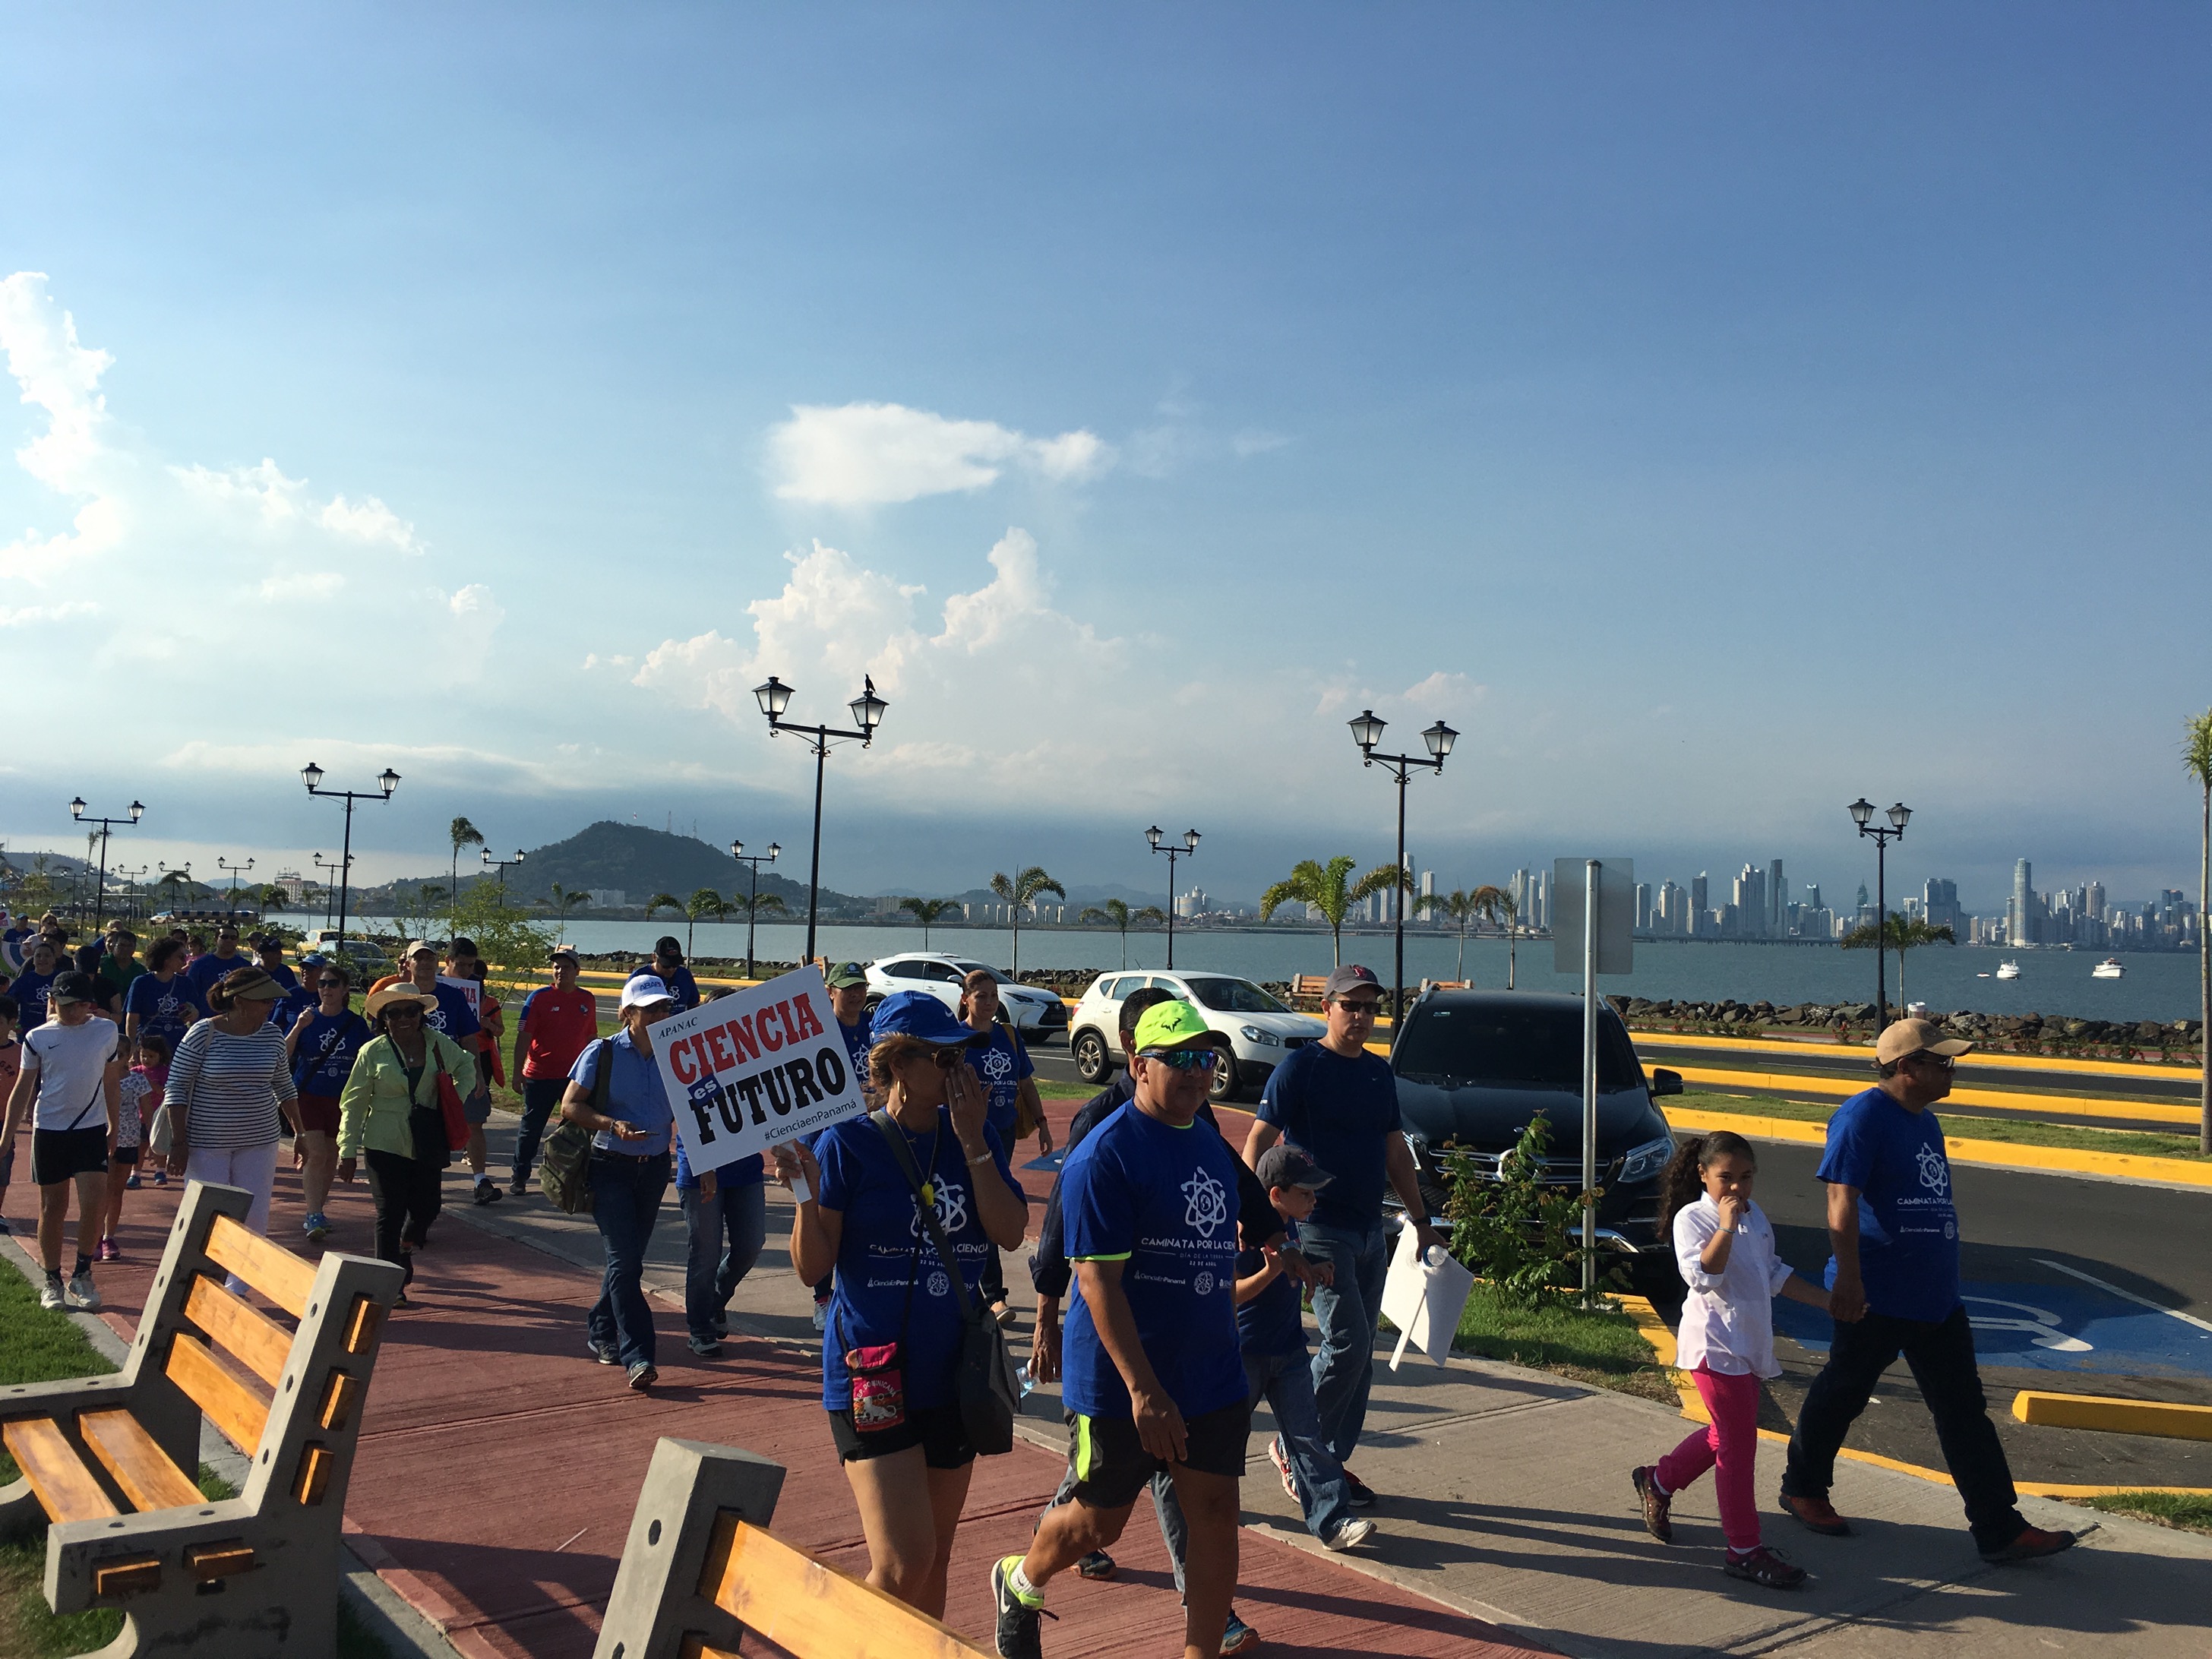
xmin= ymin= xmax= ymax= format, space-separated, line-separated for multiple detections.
xmin=433 ymin=1058 xmax=469 ymax=1152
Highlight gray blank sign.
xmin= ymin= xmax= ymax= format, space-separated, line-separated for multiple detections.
xmin=1552 ymin=858 xmax=1635 ymax=976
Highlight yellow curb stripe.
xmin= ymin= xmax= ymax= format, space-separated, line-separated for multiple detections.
xmin=2012 ymin=1390 xmax=2212 ymax=1442
xmin=1669 ymin=1066 xmax=2201 ymax=1127
xmin=1667 ymin=1106 xmax=2212 ymax=1187
xmin=1635 ymin=1029 xmax=2198 ymax=1082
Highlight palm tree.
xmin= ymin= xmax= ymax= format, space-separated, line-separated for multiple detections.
xmin=644 ymin=893 xmax=684 ymax=930
xmin=1418 ymin=890 xmax=1480 ymax=983
xmin=2184 ymin=708 xmax=2212 ymax=1152
xmin=1475 ymin=887 xmax=1518 ymax=988
xmin=1259 ymin=856 xmax=1401 ymax=968
xmin=543 ymin=882 xmax=589 ymax=943
xmin=448 ymin=817 xmax=484 ymax=924
xmin=990 ymin=866 xmax=1066 ymax=980
xmin=1841 ymin=914 xmax=1955 ymax=1007
xmin=254 ymin=884 xmax=287 ymax=915
xmin=684 ymin=888 xmax=729 ymax=955
xmin=899 ymin=896 xmax=960 ymax=949
xmin=1079 ymin=898 xmax=1136 ymax=969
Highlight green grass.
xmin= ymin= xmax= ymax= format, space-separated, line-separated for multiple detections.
xmin=1673 ymin=1090 xmax=2210 ymax=1161
xmin=0 ymin=1264 xmax=117 ymax=1487
xmin=1452 ymin=1283 xmax=1679 ymax=1405
xmin=2059 ymin=1490 xmax=2212 ymax=1535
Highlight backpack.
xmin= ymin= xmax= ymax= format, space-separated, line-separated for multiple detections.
xmin=538 ymin=1041 xmax=609 ymax=1215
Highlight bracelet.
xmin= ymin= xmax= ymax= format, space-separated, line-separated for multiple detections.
xmin=966 ymin=1150 xmax=996 ymax=1167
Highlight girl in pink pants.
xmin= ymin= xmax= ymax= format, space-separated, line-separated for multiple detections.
xmin=1632 ymin=1130 xmax=1831 ymax=1590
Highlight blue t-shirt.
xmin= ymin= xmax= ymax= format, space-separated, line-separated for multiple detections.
xmin=1256 ymin=1043 xmax=1402 ymax=1231
xmin=418 ymin=981 xmax=481 ymax=1046
xmin=965 ymin=1023 xmax=1035 ymax=1138
xmin=674 ymin=1133 xmax=764 ymax=1190
xmin=568 ymin=1033 xmax=673 ymax=1157
xmin=1234 ymin=1215 xmax=1306 ymax=1357
xmin=292 ymin=1009 xmax=371 ymax=1096
xmin=1816 ymin=1088 xmax=1961 ymax=1324
xmin=1060 ymin=1101 xmax=1247 ymax=1421
xmin=270 ymin=981 xmax=318 ymax=1032
xmin=8 ymin=966 xmax=61 ymax=1030
xmin=125 ymin=972 xmax=206 ymax=1051
xmin=1 ymin=927 xmax=30 ymax=973
xmin=658 ymin=965 xmax=700 ymax=1011
xmin=837 ymin=1017 xmax=873 ymax=1081
xmin=183 ymin=951 xmax=252 ymax=999
xmin=815 ymin=1108 xmax=1015 ymax=1411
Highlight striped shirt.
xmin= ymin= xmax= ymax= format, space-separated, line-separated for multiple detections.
xmin=165 ymin=1020 xmax=296 ymax=1149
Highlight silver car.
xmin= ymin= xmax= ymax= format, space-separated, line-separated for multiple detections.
xmin=864 ymin=953 xmax=1070 ymax=1037
xmin=1066 ymin=970 xmax=1327 ymax=1102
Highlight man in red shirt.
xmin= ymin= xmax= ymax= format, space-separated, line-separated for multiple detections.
xmin=509 ymin=949 xmax=600 ymax=1196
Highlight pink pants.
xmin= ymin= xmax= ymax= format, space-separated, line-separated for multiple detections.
xmin=1654 ymin=1365 xmax=1762 ymax=1552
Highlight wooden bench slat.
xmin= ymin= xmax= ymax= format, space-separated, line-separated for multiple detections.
xmin=184 ymin=1274 xmax=293 ymax=1389
xmin=166 ymin=1332 xmax=270 ymax=1455
xmin=293 ymin=1443 xmax=336 ymax=1506
xmin=699 ymin=1513 xmax=991 ymax=1659
xmin=1 ymin=1418 xmax=118 ymax=1524
xmin=206 ymin=1215 xmax=315 ymax=1318
xmin=78 ymin=1410 xmax=204 ymax=1513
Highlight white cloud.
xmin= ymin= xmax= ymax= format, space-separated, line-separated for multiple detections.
xmin=0 ymin=599 xmax=98 ymax=627
xmin=172 ymin=460 xmax=422 ymax=553
xmin=766 ymin=402 xmax=1114 ymax=505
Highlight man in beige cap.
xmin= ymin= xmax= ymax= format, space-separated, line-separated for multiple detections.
xmin=1780 ymin=1018 xmax=2074 ymax=1563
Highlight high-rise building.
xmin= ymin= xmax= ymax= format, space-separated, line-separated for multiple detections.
xmin=1923 ymin=877 xmax=1961 ymax=935
xmin=1634 ymin=882 xmax=1652 ymax=930
xmin=1733 ymin=864 xmax=1766 ymax=937
xmin=2010 ymin=859 xmax=2033 ymax=946
xmin=1691 ymin=871 xmax=1708 ymax=915
xmin=1769 ymin=860 xmax=1785 ymax=937
xmin=1806 ymin=883 xmax=1822 ymax=911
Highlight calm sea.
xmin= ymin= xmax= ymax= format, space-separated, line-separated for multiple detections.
xmin=356 ymin=917 xmax=2204 ymax=1024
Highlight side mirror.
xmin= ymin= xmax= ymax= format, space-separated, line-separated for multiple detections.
xmin=1650 ymin=1067 xmax=1684 ymax=1098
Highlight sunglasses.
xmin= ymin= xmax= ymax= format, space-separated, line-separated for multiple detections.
xmin=1141 ymin=1048 xmax=1220 ymax=1072
xmin=318 ymin=978 xmax=346 ymax=988
xmin=928 ymin=1048 xmax=967 ymax=1070
xmin=384 ymin=1005 xmax=423 ymax=1019
xmin=1905 ymin=1052 xmax=1955 ymax=1070
xmin=1335 ymin=1000 xmax=1382 ymax=1017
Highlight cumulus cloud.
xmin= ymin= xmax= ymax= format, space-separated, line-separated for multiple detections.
xmin=172 ymin=460 xmax=422 ymax=553
xmin=766 ymin=402 xmax=1114 ymax=506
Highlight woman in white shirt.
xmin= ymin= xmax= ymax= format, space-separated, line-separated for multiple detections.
xmin=1630 ymin=1130 xmax=1831 ymax=1591
xmin=165 ymin=967 xmax=302 ymax=1261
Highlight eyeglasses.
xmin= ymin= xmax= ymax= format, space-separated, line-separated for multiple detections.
xmin=1141 ymin=1048 xmax=1220 ymax=1073
xmin=1335 ymin=1000 xmax=1382 ymax=1018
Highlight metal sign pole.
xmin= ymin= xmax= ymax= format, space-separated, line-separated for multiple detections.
xmin=1582 ymin=858 xmax=1599 ymax=1307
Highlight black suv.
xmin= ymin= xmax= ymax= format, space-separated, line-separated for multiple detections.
xmin=1386 ymin=988 xmax=1683 ymax=1288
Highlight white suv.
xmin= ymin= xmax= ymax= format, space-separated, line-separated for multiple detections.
xmin=1066 ymin=971 xmax=1327 ymax=1102
xmin=864 ymin=954 xmax=1070 ymax=1038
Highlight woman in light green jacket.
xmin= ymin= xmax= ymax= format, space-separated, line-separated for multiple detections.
xmin=337 ymin=984 xmax=478 ymax=1302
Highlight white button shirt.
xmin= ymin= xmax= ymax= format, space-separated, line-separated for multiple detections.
xmin=1671 ymin=1194 xmax=1795 ymax=1379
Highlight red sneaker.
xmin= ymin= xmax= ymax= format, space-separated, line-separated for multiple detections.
xmin=1779 ymin=1493 xmax=1852 ymax=1537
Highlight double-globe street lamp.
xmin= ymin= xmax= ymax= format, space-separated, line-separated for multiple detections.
xmin=729 ymin=839 xmax=782 ymax=980
xmin=69 ymin=797 xmax=144 ymax=931
xmin=1848 ymin=797 xmax=1911 ymax=1029
xmin=1348 ymin=709 xmax=1458 ymax=1035
xmin=113 ymin=864 xmax=148 ymax=923
xmin=1145 ymin=826 xmax=1200 ymax=969
xmin=753 ymin=675 xmax=887 ymax=965
xmin=217 ymin=857 xmax=255 ymax=918
xmin=302 ymin=763 xmax=400 ymax=953
xmin=313 ymin=853 xmax=353 ymax=927
xmin=481 ymin=845 xmax=526 ymax=893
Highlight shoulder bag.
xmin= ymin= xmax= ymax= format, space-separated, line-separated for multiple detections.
xmin=1007 ymin=1022 xmax=1044 ymax=1144
xmin=538 ymin=1038 xmax=608 ymax=1215
xmin=869 ymin=1109 xmax=1021 ymax=1455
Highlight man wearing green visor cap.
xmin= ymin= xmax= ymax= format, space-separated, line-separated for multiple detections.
xmin=994 ymin=1000 xmax=1249 ymax=1659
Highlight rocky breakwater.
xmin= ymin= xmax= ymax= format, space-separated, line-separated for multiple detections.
xmin=1613 ymin=996 xmax=2204 ymax=1063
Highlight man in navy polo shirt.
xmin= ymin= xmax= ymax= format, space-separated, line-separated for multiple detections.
xmin=1241 ymin=963 xmax=1443 ymax=1509
xmin=1781 ymin=1018 xmax=2075 ymax=1563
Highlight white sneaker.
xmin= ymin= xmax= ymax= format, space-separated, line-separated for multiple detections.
xmin=65 ymin=1271 xmax=102 ymax=1312
xmin=811 ymin=1300 xmax=830 ymax=1332
xmin=1323 ymin=1517 xmax=1376 ymax=1552
xmin=40 ymin=1276 xmax=65 ymax=1310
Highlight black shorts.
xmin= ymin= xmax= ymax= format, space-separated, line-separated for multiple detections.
xmin=827 ymin=1402 xmax=975 ymax=1469
xmin=111 ymin=1145 xmax=140 ymax=1167
xmin=32 ymin=1126 xmax=109 ymax=1185
xmin=1066 ymin=1398 xmax=1253 ymax=1509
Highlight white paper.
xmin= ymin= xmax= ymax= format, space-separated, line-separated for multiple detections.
xmin=438 ymin=974 xmax=482 ymax=1019
xmin=648 ymin=966 xmax=867 ymax=1177
xmin=1381 ymin=1223 xmax=1475 ymax=1370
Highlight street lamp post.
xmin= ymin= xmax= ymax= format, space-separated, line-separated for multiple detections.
xmin=313 ymin=854 xmax=352 ymax=928
xmin=1348 ymin=709 xmax=1458 ymax=1035
xmin=1144 ymin=826 xmax=1200 ymax=969
xmin=730 ymin=839 xmax=782 ymax=980
xmin=753 ymin=675 xmax=887 ymax=966
xmin=217 ymin=857 xmax=255 ymax=918
xmin=1848 ymin=797 xmax=1911 ymax=1029
xmin=68 ymin=797 xmax=144 ymax=932
xmin=114 ymin=864 xmax=147 ymax=923
xmin=302 ymin=763 xmax=400 ymax=953
xmin=480 ymin=846 xmax=526 ymax=894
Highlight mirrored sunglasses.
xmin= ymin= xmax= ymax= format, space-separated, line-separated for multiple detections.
xmin=1142 ymin=1048 xmax=1219 ymax=1072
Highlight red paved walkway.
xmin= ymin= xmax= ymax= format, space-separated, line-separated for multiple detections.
xmin=5 ymin=1117 xmax=1543 ymax=1659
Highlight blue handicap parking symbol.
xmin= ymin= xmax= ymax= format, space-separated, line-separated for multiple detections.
xmin=1771 ymin=1278 xmax=2212 ymax=1379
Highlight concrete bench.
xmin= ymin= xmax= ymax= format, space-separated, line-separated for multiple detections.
xmin=593 ymin=1437 xmax=993 ymax=1659
xmin=0 ymin=1179 xmax=403 ymax=1656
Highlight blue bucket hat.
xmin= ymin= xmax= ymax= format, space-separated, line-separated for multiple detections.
xmin=870 ymin=990 xmax=991 ymax=1048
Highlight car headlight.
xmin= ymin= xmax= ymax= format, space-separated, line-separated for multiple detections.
xmin=1239 ymin=1025 xmax=1283 ymax=1046
xmin=1616 ymin=1134 xmax=1675 ymax=1184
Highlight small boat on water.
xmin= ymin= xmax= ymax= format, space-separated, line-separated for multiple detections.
xmin=1996 ymin=960 xmax=2022 ymax=980
xmin=2092 ymin=957 xmax=2125 ymax=980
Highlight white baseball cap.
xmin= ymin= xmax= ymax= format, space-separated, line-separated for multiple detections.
xmin=619 ymin=974 xmax=675 ymax=1011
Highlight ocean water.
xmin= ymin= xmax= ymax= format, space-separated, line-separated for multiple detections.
xmin=354 ymin=916 xmax=2204 ymax=1024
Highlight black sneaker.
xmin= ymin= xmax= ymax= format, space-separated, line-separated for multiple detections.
xmin=587 ymin=1339 xmax=619 ymax=1366
xmin=473 ymin=1179 xmax=503 ymax=1206
xmin=991 ymin=1554 xmax=1046 ymax=1659
xmin=1724 ymin=1545 xmax=1807 ymax=1589
xmin=1343 ymin=1470 xmax=1378 ymax=1509
xmin=1076 ymin=1550 xmax=1117 ymax=1580
xmin=687 ymin=1332 xmax=725 ymax=1358
xmin=627 ymin=1361 xmax=658 ymax=1392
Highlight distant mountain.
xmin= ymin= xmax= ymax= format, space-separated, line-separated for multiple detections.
xmin=378 ymin=822 xmax=861 ymax=913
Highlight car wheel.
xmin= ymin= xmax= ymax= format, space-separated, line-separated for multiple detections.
xmin=1208 ymin=1053 xmax=1242 ymax=1104
xmin=1071 ymin=1029 xmax=1111 ymax=1084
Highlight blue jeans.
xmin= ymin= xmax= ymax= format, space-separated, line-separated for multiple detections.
xmin=1300 ymin=1220 xmax=1388 ymax=1465
xmin=680 ymin=1178 xmax=766 ymax=1339
xmin=512 ymin=1077 xmax=565 ymax=1184
xmin=1048 ymin=1449 xmax=1188 ymax=1596
xmin=587 ymin=1152 xmax=670 ymax=1369
xmin=1247 ymin=1350 xmax=1353 ymax=1541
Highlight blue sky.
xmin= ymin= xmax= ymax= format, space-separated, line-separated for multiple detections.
xmin=2 ymin=5 xmax=2206 ymax=912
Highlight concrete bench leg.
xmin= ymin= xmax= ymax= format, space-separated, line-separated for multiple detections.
xmin=49 ymin=1505 xmax=337 ymax=1657
xmin=593 ymin=1439 xmax=787 ymax=1659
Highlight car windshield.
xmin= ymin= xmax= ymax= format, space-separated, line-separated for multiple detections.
xmin=1395 ymin=1002 xmax=1642 ymax=1091
xmin=1181 ymin=976 xmax=1292 ymax=1014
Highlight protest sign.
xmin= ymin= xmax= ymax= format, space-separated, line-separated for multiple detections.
xmin=1381 ymin=1221 xmax=1474 ymax=1370
xmin=648 ymin=966 xmax=866 ymax=1185
xmin=438 ymin=975 xmax=482 ymax=1020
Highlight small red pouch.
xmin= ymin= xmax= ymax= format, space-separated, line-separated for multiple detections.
xmin=846 ymin=1341 xmax=907 ymax=1432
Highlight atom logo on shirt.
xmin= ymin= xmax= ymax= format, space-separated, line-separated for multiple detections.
xmin=1183 ymin=1167 xmax=1228 ymax=1237
xmin=912 ymin=1176 xmax=969 ymax=1239
xmin=1916 ymin=1144 xmax=1949 ymax=1196
xmin=979 ymin=1047 xmax=1013 ymax=1082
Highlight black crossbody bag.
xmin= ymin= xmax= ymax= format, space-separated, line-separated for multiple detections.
xmin=868 ymin=1109 xmax=1021 ymax=1456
